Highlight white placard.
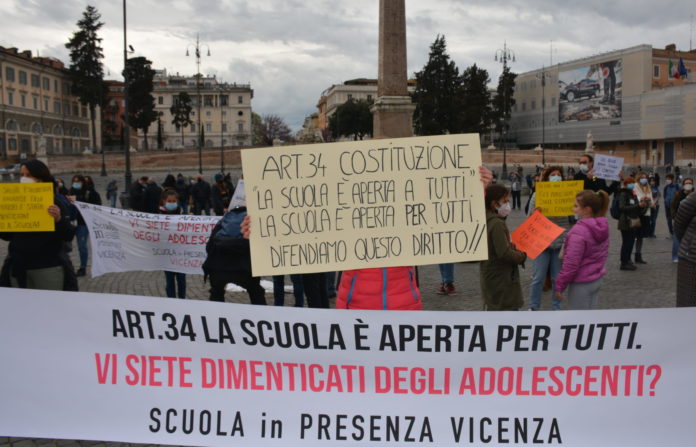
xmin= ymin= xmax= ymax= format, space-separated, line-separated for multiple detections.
xmin=75 ymin=202 xmax=220 ymax=276
xmin=1 ymin=287 xmax=695 ymax=447
xmin=593 ymin=154 xmax=624 ymax=181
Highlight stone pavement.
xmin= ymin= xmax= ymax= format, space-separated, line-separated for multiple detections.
xmin=0 ymin=169 xmax=680 ymax=447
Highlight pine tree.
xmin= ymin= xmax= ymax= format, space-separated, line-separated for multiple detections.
xmin=170 ymin=92 xmax=193 ymax=146
xmin=460 ymin=64 xmax=493 ymax=135
xmin=328 ymin=98 xmax=373 ymax=140
xmin=65 ymin=5 xmax=105 ymax=150
xmin=492 ymin=66 xmax=517 ymax=142
xmin=412 ymin=35 xmax=464 ymax=135
xmin=123 ymin=56 xmax=157 ymax=151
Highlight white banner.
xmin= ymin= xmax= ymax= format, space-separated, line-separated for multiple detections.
xmin=1 ymin=288 xmax=695 ymax=446
xmin=75 ymin=202 xmax=220 ymax=276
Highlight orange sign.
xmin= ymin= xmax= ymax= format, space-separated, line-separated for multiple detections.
xmin=511 ymin=210 xmax=565 ymax=260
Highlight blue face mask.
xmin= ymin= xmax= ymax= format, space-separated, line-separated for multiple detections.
xmin=549 ymin=175 xmax=562 ymax=182
xmin=639 ymin=178 xmax=648 ymax=185
xmin=165 ymin=202 xmax=178 ymax=211
xmin=72 ymin=182 xmax=82 ymax=190
xmin=627 ymin=183 xmax=635 ymax=190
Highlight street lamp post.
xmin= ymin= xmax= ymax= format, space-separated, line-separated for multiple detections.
xmin=536 ymin=67 xmax=552 ymax=166
xmin=494 ymin=41 xmax=515 ymax=177
xmin=122 ymin=0 xmax=132 ymax=190
xmin=186 ymin=34 xmax=210 ymax=174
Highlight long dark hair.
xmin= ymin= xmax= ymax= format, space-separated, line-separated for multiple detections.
xmin=21 ymin=159 xmax=53 ymax=183
xmin=485 ymin=184 xmax=509 ymax=211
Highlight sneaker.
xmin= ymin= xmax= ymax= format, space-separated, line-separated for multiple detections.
xmin=620 ymin=263 xmax=637 ymax=271
xmin=436 ymin=284 xmax=448 ymax=295
xmin=76 ymin=267 xmax=86 ymax=277
xmin=445 ymin=283 xmax=456 ymax=295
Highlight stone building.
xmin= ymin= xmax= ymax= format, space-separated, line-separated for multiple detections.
xmin=0 ymin=46 xmax=94 ymax=160
xmin=510 ymin=44 xmax=696 ymax=166
xmin=137 ymin=69 xmax=253 ymax=150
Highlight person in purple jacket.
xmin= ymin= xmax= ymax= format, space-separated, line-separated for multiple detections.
xmin=554 ymin=190 xmax=610 ymax=310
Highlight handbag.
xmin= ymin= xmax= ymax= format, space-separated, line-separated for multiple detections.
xmin=629 ymin=217 xmax=641 ymax=229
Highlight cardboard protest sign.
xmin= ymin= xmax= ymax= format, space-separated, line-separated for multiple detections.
xmin=511 ymin=210 xmax=565 ymax=259
xmin=0 ymin=183 xmax=54 ymax=231
xmin=2 ymin=287 xmax=696 ymax=447
xmin=75 ymin=202 xmax=220 ymax=276
xmin=535 ymin=180 xmax=584 ymax=217
xmin=594 ymin=154 xmax=624 ymax=181
xmin=242 ymin=134 xmax=488 ymax=276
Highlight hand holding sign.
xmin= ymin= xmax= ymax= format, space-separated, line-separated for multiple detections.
xmin=0 ymin=183 xmax=55 ymax=231
xmin=510 ymin=210 xmax=565 ymax=259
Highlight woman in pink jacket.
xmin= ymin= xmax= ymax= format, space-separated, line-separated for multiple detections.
xmin=554 ymin=190 xmax=610 ymax=310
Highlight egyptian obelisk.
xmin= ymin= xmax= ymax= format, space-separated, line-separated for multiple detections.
xmin=372 ymin=0 xmax=416 ymax=138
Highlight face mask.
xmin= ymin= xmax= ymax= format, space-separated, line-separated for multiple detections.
xmin=639 ymin=178 xmax=648 ymax=185
xmin=549 ymin=175 xmax=562 ymax=182
xmin=165 ymin=202 xmax=178 ymax=211
xmin=685 ymin=184 xmax=694 ymax=191
xmin=496 ymin=202 xmax=512 ymax=217
xmin=72 ymin=182 xmax=82 ymax=190
xmin=666 ymin=179 xmax=673 ymax=185
xmin=627 ymin=183 xmax=635 ymax=190
xmin=20 ymin=177 xmax=36 ymax=183
xmin=574 ymin=213 xmax=581 ymax=221
xmin=58 ymin=182 xmax=64 ymax=188
xmin=579 ymin=163 xmax=589 ymax=173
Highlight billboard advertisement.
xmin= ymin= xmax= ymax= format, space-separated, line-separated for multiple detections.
xmin=558 ymin=59 xmax=622 ymax=122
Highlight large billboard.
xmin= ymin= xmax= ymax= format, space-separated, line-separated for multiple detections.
xmin=558 ymin=59 xmax=622 ymax=122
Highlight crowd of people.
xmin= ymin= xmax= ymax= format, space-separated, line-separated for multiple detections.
xmin=1 ymin=157 xmax=694 ymax=311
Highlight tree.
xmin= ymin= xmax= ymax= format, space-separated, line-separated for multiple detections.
xmin=123 ymin=56 xmax=157 ymax=151
xmin=170 ymin=92 xmax=193 ymax=146
xmin=156 ymin=117 xmax=163 ymax=149
xmin=492 ymin=66 xmax=517 ymax=139
xmin=251 ymin=112 xmax=264 ymax=145
xmin=328 ymin=98 xmax=373 ymax=140
xmin=254 ymin=114 xmax=293 ymax=146
xmin=65 ymin=5 xmax=105 ymax=150
xmin=412 ymin=35 xmax=465 ymax=135
xmin=460 ymin=63 xmax=493 ymax=135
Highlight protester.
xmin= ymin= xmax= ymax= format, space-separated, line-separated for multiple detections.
xmin=204 ymin=207 xmax=266 ymax=305
xmin=159 ymin=190 xmax=186 ymax=299
xmin=574 ymin=154 xmax=619 ymax=194
xmin=106 ymin=179 xmax=118 ymax=208
xmin=0 ymin=160 xmax=75 ymax=290
xmin=671 ymin=177 xmax=694 ymax=263
xmin=273 ymin=275 xmax=304 ymax=307
xmin=191 ymin=174 xmax=212 ymax=215
xmin=436 ymin=263 xmax=456 ymax=295
xmin=56 ymin=178 xmax=69 ymax=196
xmin=633 ymin=172 xmax=654 ymax=263
xmin=617 ymin=177 xmax=648 ymax=271
xmin=175 ymin=174 xmax=191 ymax=214
xmin=526 ymin=166 xmax=571 ymax=310
xmin=480 ymin=184 xmax=527 ymax=311
xmin=674 ymin=190 xmax=696 ymax=307
xmin=142 ymin=178 xmax=163 ymax=214
xmin=129 ymin=176 xmax=148 ymax=211
xmin=211 ymin=173 xmax=233 ymax=216
xmin=554 ymin=190 xmax=610 ymax=309
xmin=162 ymin=174 xmax=177 ymax=192
xmin=68 ymin=174 xmax=102 ymax=276
xmin=663 ymin=173 xmax=680 ymax=239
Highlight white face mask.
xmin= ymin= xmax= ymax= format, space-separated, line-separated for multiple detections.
xmin=497 ymin=201 xmax=512 ymax=217
xmin=20 ymin=176 xmax=36 ymax=183
xmin=579 ymin=163 xmax=589 ymax=173
xmin=666 ymin=179 xmax=672 ymax=185
xmin=685 ymin=184 xmax=694 ymax=191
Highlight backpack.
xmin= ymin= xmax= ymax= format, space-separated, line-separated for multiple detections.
xmin=610 ymin=193 xmax=621 ymax=219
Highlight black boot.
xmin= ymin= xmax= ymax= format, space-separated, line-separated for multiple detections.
xmin=635 ymin=253 xmax=647 ymax=264
xmin=620 ymin=262 xmax=637 ymax=271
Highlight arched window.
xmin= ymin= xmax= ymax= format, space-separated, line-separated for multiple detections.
xmin=31 ymin=122 xmax=43 ymax=134
xmin=71 ymin=127 xmax=81 ymax=137
xmin=54 ymin=125 xmax=64 ymax=135
xmin=6 ymin=120 xmax=19 ymax=131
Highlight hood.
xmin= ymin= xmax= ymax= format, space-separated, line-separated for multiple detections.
xmin=577 ymin=217 xmax=609 ymax=243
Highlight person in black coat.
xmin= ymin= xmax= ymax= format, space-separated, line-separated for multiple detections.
xmin=143 ymin=178 xmax=163 ymax=214
xmin=175 ymin=174 xmax=191 ymax=214
xmin=68 ymin=174 xmax=102 ymax=276
xmin=0 ymin=160 xmax=76 ymax=290
xmin=129 ymin=176 xmax=148 ymax=211
xmin=211 ymin=173 xmax=234 ymax=216
xmin=574 ymin=154 xmax=620 ymax=194
xmin=191 ymin=175 xmax=211 ymax=215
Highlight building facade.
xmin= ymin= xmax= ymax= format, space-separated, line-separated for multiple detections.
xmin=509 ymin=44 xmax=696 ymax=165
xmin=0 ymin=46 xmax=94 ymax=160
xmin=137 ymin=69 xmax=253 ymax=150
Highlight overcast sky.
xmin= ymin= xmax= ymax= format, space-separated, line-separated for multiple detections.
xmin=2 ymin=0 xmax=694 ymax=131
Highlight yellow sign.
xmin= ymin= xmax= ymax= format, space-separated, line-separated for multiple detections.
xmin=535 ymin=180 xmax=584 ymax=217
xmin=0 ymin=183 xmax=55 ymax=232
xmin=242 ymin=134 xmax=488 ymax=276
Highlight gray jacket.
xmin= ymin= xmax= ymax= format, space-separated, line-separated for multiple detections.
xmin=674 ymin=191 xmax=696 ymax=263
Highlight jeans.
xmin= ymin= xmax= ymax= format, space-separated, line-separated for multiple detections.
xmin=665 ymin=205 xmax=674 ymax=235
xmin=620 ymin=229 xmax=637 ymax=263
xmin=273 ymin=274 xmax=304 ymax=307
xmin=528 ymin=247 xmax=562 ymax=310
xmin=109 ymin=195 xmax=117 ymax=208
xmin=649 ymin=206 xmax=659 ymax=236
xmin=194 ymin=202 xmax=209 ymax=215
xmin=511 ymin=190 xmax=521 ymax=209
xmin=75 ymin=224 xmax=89 ymax=269
xmin=164 ymin=271 xmax=186 ymax=298
xmin=179 ymin=200 xmax=189 ymax=215
xmin=302 ymin=272 xmax=329 ymax=308
xmin=672 ymin=233 xmax=680 ymax=261
xmin=438 ymin=263 xmax=454 ymax=284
